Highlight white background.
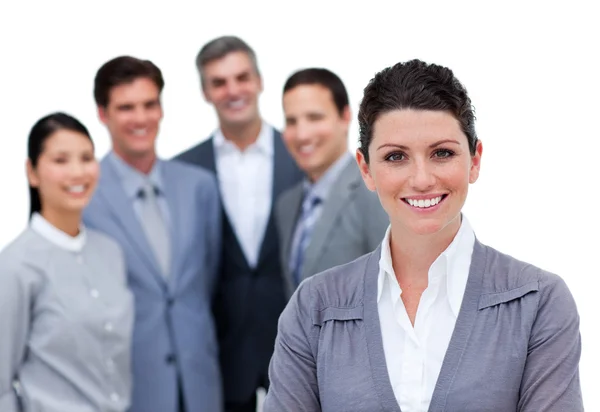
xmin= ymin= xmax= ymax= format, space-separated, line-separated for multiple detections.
xmin=1 ymin=1 xmax=597 ymax=409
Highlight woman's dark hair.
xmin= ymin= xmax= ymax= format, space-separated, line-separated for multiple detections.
xmin=27 ymin=112 xmax=92 ymax=218
xmin=358 ymin=59 xmax=478 ymax=163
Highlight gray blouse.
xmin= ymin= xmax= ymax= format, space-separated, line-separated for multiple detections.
xmin=0 ymin=215 xmax=134 ymax=412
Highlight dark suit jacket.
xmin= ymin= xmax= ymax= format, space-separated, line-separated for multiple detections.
xmin=174 ymin=128 xmax=303 ymax=403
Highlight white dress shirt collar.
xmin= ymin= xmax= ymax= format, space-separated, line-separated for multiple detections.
xmin=30 ymin=212 xmax=86 ymax=252
xmin=377 ymin=214 xmax=475 ymax=317
xmin=213 ymin=121 xmax=274 ymax=157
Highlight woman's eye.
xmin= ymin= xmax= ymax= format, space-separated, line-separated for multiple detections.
xmin=385 ymin=152 xmax=405 ymax=162
xmin=433 ymin=149 xmax=454 ymax=159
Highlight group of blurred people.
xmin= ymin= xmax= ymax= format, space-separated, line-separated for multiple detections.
xmin=0 ymin=35 xmax=584 ymax=412
xmin=0 ymin=36 xmax=388 ymax=412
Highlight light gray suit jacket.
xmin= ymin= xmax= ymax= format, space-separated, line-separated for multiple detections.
xmin=264 ymin=240 xmax=583 ymax=412
xmin=83 ymin=157 xmax=223 ymax=412
xmin=276 ymin=160 xmax=388 ymax=297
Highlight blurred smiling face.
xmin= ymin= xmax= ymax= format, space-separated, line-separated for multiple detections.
xmin=201 ymin=51 xmax=263 ymax=129
xmin=357 ymin=109 xmax=482 ymax=237
xmin=283 ymin=84 xmax=350 ymax=182
xmin=98 ymin=77 xmax=163 ymax=161
xmin=27 ymin=129 xmax=99 ymax=215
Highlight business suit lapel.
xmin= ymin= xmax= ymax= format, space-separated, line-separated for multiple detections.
xmin=278 ymin=183 xmax=304 ymax=282
xmin=255 ymin=130 xmax=299 ymax=267
xmin=362 ymin=247 xmax=403 ymax=412
xmin=198 ymin=137 xmax=251 ymax=272
xmin=271 ymin=130 xmax=296 ymax=204
xmin=195 ymin=137 xmax=217 ymax=174
xmin=98 ymin=157 xmax=166 ymax=286
xmin=301 ymin=160 xmax=362 ymax=280
xmin=427 ymin=240 xmax=486 ymax=412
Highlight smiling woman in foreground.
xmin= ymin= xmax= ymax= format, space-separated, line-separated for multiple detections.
xmin=263 ymin=59 xmax=583 ymax=412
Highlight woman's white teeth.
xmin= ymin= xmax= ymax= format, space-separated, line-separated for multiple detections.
xmin=406 ymin=196 xmax=442 ymax=208
xmin=132 ymin=129 xmax=147 ymax=136
xmin=67 ymin=185 xmax=85 ymax=193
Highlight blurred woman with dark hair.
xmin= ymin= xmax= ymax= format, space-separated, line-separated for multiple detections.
xmin=0 ymin=112 xmax=134 ymax=412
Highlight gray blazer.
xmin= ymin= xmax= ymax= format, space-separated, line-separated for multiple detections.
xmin=264 ymin=240 xmax=583 ymax=411
xmin=276 ymin=160 xmax=388 ymax=297
xmin=83 ymin=157 xmax=223 ymax=412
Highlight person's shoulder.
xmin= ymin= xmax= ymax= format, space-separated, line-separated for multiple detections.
xmin=164 ymin=158 xmax=217 ymax=186
xmin=480 ymin=242 xmax=569 ymax=295
xmin=294 ymin=251 xmax=375 ymax=312
xmin=0 ymin=228 xmax=50 ymax=282
xmin=344 ymin=159 xmax=377 ymax=202
xmin=277 ymin=181 xmax=303 ymax=206
xmin=173 ymin=137 xmax=213 ymax=163
xmin=347 ymin=165 xmax=387 ymax=230
xmin=270 ymin=124 xmax=282 ymax=136
xmin=0 ymin=229 xmax=35 ymax=265
xmin=354 ymin=179 xmax=382 ymax=208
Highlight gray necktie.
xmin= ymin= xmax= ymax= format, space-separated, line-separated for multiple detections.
xmin=138 ymin=182 xmax=170 ymax=278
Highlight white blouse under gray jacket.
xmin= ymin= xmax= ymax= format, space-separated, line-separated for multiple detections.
xmin=0 ymin=223 xmax=134 ymax=412
xmin=263 ymin=239 xmax=584 ymax=412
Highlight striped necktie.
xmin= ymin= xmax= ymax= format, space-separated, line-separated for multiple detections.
xmin=290 ymin=193 xmax=322 ymax=286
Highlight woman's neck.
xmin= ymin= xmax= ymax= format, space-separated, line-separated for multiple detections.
xmin=390 ymin=215 xmax=462 ymax=287
xmin=40 ymin=208 xmax=81 ymax=237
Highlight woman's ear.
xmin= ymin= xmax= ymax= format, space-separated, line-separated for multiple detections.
xmin=26 ymin=159 xmax=40 ymax=188
xmin=469 ymin=140 xmax=483 ymax=184
xmin=356 ymin=149 xmax=376 ymax=192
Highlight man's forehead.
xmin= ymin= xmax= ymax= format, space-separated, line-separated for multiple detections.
xmin=204 ymin=52 xmax=256 ymax=79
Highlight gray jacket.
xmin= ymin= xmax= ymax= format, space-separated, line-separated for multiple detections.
xmin=264 ymin=239 xmax=583 ymax=411
xmin=276 ymin=160 xmax=388 ymax=298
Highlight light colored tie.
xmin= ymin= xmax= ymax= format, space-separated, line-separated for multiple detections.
xmin=138 ymin=182 xmax=170 ymax=278
xmin=290 ymin=193 xmax=322 ymax=286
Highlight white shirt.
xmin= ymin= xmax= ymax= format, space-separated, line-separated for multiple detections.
xmin=30 ymin=212 xmax=86 ymax=251
xmin=377 ymin=216 xmax=475 ymax=412
xmin=213 ymin=122 xmax=274 ymax=268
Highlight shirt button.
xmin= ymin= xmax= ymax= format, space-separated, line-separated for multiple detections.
xmin=104 ymin=322 xmax=113 ymax=332
xmin=106 ymin=358 xmax=115 ymax=370
xmin=90 ymin=289 xmax=99 ymax=299
xmin=110 ymin=392 xmax=120 ymax=402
